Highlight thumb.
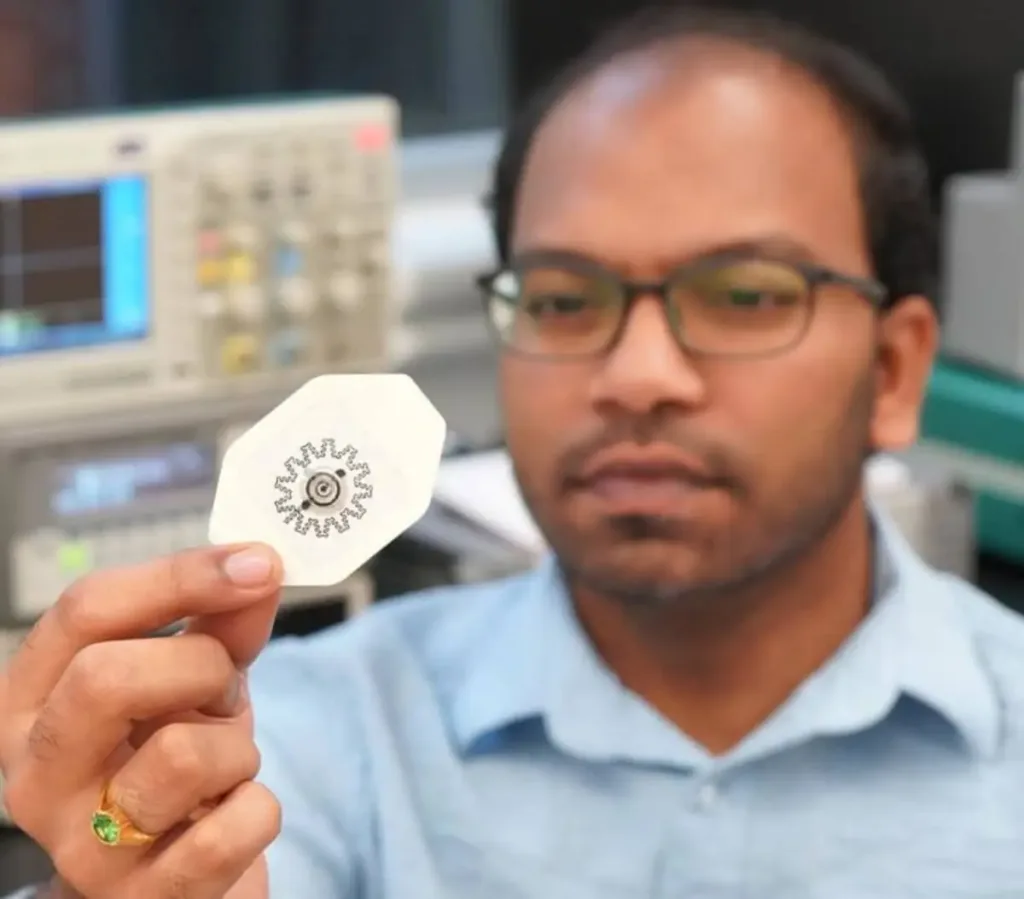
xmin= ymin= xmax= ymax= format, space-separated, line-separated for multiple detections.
xmin=186 ymin=545 xmax=283 ymax=667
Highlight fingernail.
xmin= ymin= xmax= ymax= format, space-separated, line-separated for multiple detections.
xmin=222 ymin=548 xmax=274 ymax=586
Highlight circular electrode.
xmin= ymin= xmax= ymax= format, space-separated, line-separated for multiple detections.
xmin=304 ymin=470 xmax=345 ymax=508
xmin=270 ymin=438 xmax=375 ymax=539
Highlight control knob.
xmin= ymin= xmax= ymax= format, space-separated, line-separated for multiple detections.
xmin=278 ymin=279 xmax=317 ymax=317
xmin=228 ymin=286 xmax=266 ymax=324
xmin=328 ymin=272 xmax=362 ymax=310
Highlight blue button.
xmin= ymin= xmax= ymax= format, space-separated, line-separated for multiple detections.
xmin=268 ymin=328 xmax=305 ymax=367
xmin=275 ymin=246 xmax=303 ymax=278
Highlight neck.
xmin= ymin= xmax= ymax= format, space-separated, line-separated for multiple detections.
xmin=572 ymin=496 xmax=874 ymax=754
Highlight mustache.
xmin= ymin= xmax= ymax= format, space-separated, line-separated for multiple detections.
xmin=555 ymin=419 xmax=741 ymax=491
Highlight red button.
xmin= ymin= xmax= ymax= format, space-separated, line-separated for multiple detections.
xmin=355 ymin=124 xmax=389 ymax=152
xmin=198 ymin=231 xmax=222 ymax=255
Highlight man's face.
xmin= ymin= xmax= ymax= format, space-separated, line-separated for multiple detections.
xmin=500 ymin=47 xmax=936 ymax=605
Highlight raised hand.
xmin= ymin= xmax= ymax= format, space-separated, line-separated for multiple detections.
xmin=0 ymin=545 xmax=284 ymax=898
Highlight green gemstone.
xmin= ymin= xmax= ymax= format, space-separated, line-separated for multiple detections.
xmin=91 ymin=812 xmax=121 ymax=845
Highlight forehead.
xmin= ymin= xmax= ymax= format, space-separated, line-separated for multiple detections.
xmin=512 ymin=44 xmax=869 ymax=272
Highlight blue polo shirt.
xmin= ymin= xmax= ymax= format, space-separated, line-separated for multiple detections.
xmin=251 ymin=515 xmax=1024 ymax=897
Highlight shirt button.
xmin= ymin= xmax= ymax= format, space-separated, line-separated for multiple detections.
xmin=694 ymin=781 xmax=719 ymax=812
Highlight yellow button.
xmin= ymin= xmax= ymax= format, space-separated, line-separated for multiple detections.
xmin=198 ymin=258 xmax=224 ymax=287
xmin=226 ymin=253 xmax=256 ymax=285
xmin=58 ymin=541 xmax=93 ymax=578
xmin=220 ymin=333 xmax=260 ymax=374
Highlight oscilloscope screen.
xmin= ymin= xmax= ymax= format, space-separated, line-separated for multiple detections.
xmin=0 ymin=190 xmax=105 ymax=327
xmin=0 ymin=177 xmax=149 ymax=357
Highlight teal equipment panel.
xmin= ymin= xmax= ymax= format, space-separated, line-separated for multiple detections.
xmin=922 ymin=359 xmax=1024 ymax=563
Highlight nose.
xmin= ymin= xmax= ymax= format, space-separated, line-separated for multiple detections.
xmin=589 ymin=296 xmax=707 ymax=416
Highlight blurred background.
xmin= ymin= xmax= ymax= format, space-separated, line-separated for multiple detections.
xmin=0 ymin=0 xmax=508 ymax=130
xmin=2 ymin=0 xmax=1019 ymax=188
xmin=1 ymin=0 xmax=1024 ymax=888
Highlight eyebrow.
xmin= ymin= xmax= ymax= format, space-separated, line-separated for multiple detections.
xmin=510 ymin=234 xmax=822 ymax=270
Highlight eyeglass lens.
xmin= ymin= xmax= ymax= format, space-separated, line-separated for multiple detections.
xmin=487 ymin=259 xmax=813 ymax=357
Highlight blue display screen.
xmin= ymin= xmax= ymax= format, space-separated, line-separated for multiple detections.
xmin=51 ymin=442 xmax=216 ymax=519
xmin=0 ymin=176 xmax=149 ymax=357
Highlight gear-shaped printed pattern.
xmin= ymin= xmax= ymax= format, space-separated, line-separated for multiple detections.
xmin=273 ymin=439 xmax=374 ymax=538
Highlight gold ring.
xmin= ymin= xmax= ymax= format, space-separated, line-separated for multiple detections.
xmin=90 ymin=782 xmax=159 ymax=848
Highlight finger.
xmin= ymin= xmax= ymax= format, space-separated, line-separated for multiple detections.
xmin=28 ymin=783 xmax=273 ymax=899
xmin=126 ymin=689 xmax=253 ymax=750
xmin=17 ymin=635 xmax=241 ymax=791
xmin=107 ymin=721 xmax=260 ymax=837
xmin=184 ymin=589 xmax=280 ymax=670
xmin=141 ymin=781 xmax=280 ymax=899
xmin=5 ymin=544 xmax=281 ymax=711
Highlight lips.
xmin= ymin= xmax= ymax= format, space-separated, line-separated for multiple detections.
xmin=575 ymin=447 xmax=716 ymax=488
xmin=568 ymin=447 xmax=722 ymax=515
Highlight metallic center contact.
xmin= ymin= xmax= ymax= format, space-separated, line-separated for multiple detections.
xmin=304 ymin=470 xmax=346 ymax=508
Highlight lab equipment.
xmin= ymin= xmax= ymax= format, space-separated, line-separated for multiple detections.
xmin=867 ymin=455 xmax=976 ymax=580
xmin=919 ymin=362 xmax=1024 ymax=565
xmin=942 ymin=72 xmax=1024 ymax=378
xmin=0 ymin=384 xmax=374 ymax=629
xmin=921 ymin=71 xmax=1024 ymax=564
xmin=392 ymin=131 xmax=502 ymax=445
xmin=0 ymin=123 xmax=511 ymax=630
xmin=394 ymin=132 xmax=495 ymax=361
xmin=0 ymin=95 xmax=397 ymax=427
xmin=210 ymin=374 xmax=446 ymax=587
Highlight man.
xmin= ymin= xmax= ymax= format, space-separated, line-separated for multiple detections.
xmin=3 ymin=6 xmax=1024 ymax=897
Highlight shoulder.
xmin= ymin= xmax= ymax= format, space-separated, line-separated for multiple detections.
xmin=939 ymin=572 xmax=1024 ymax=712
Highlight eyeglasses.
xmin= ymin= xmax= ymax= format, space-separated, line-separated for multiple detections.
xmin=476 ymin=250 xmax=888 ymax=360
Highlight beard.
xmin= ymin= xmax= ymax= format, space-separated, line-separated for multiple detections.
xmin=513 ymin=371 xmax=874 ymax=610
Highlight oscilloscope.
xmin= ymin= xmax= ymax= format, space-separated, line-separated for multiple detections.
xmin=0 ymin=95 xmax=397 ymax=425
xmin=0 ymin=95 xmax=400 ymax=631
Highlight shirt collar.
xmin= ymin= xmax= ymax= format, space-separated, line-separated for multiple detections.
xmin=447 ymin=557 xmax=560 ymax=749
xmin=869 ymin=512 xmax=1001 ymax=759
xmin=449 ymin=511 xmax=1002 ymax=764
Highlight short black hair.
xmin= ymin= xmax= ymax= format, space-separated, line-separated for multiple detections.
xmin=487 ymin=6 xmax=937 ymax=308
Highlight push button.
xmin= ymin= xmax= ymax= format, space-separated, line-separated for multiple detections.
xmin=198 ymin=291 xmax=226 ymax=320
xmin=197 ymin=230 xmax=223 ymax=256
xmin=58 ymin=540 xmax=93 ymax=580
xmin=197 ymin=258 xmax=224 ymax=288
xmin=278 ymin=279 xmax=315 ymax=317
xmin=274 ymin=245 xmax=304 ymax=280
xmin=693 ymin=781 xmax=719 ymax=813
xmin=220 ymin=333 xmax=260 ymax=374
xmin=228 ymin=286 xmax=266 ymax=324
xmin=267 ymin=328 xmax=307 ymax=368
xmin=226 ymin=252 xmax=256 ymax=285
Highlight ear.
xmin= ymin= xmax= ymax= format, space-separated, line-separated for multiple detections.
xmin=870 ymin=296 xmax=939 ymax=451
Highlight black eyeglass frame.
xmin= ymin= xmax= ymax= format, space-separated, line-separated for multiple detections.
xmin=475 ymin=250 xmax=889 ymax=361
